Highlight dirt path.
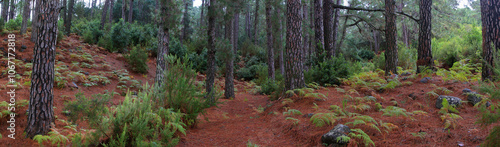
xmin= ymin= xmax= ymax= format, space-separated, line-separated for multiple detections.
xmin=179 ymin=93 xmax=302 ymax=147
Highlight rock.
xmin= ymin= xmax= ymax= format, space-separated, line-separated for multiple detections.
xmin=436 ymin=95 xmax=462 ymax=109
xmin=466 ymin=92 xmax=481 ymax=105
xmin=21 ymin=45 xmax=27 ymax=49
xmin=462 ymin=88 xmax=472 ymax=94
xmin=84 ymin=72 xmax=89 ymax=75
xmin=401 ymin=72 xmax=412 ymax=76
xmin=420 ymin=77 xmax=431 ymax=83
xmin=68 ymin=82 xmax=79 ymax=89
xmin=321 ymin=124 xmax=351 ymax=146
xmin=304 ymin=113 xmax=314 ymax=118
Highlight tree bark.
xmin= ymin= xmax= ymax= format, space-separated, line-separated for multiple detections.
xmin=253 ymin=0 xmax=260 ymax=43
xmin=266 ymin=0 xmax=275 ymax=80
xmin=277 ymin=5 xmax=284 ymax=76
xmin=25 ymin=0 xmax=60 ymax=139
xmin=65 ymin=0 xmax=75 ymax=35
xmin=181 ymin=0 xmax=191 ymax=43
xmin=155 ymin=0 xmax=170 ymax=87
xmin=314 ymin=0 xmax=324 ymax=55
xmin=233 ymin=11 xmax=240 ymax=54
xmin=9 ymin=0 xmax=15 ymax=21
xmin=31 ymin=0 xmax=40 ymax=42
xmin=331 ymin=0 xmax=341 ymax=57
xmin=399 ymin=0 xmax=409 ymax=48
xmin=417 ymin=0 xmax=432 ymax=73
xmin=385 ymin=0 xmax=398 ymax=75
xmin=224 ymin=12 xmax=235 ymax=99
xmin=128 ymin=0 xmax=133 ymax=23
xmin=91 ymin=0 xmax=97 ymax=17
xmin=100 ymin=0 xmax=109 ymax=29
xmin=122 ymin=0 xmax=126 ymax=21
xmin=323 ymin=0 xmax=334 ymax=58
xmin=245 ymin=2 xmax=250 ymax=38
xmin=62 ymin=0 xmax=66 ymax=23
xmin=109 ymin=0 xmax=114 ymax=23
xmin=1 ymin=0 xmax=8 ymax=22
xmin=303 ymin=2 xmax=309 ymax=65
xmin=21 ymin=0 xmax=31 ymax=35
xmin=200 ymin=0 xmax=205 ymax=29
xmin=286 ymin=0 xmax=304 ymax=91
xmin=480 ymin=0 xmax=499 ymax=81
xmin=206 ymin=0 xmax=217 ymax=103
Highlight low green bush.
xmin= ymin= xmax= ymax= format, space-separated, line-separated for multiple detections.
xmin=306 ymin=55 xmax=352 ymax=86
xmin=124 ymin=46 xmax=149 ymax=73
xmin=358 ymin=49 xmax=375 ymax=60
xmin=5 ymin=15 xmax=22 ymax=31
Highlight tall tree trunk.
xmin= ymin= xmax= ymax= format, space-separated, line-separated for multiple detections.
xmin=337 ymin=10 xmax=349 ymax=50
xmin=266 ymin=0 xmax=274 ymax=80
xmin=373 ymin=30 xmax=380 ymax=53
xmin=233 ymin=11 xmax=239 ymax=54
xmin=9 ymin=0 xmax=15 ymax=21
xmin=384 ymin=0 xmax=398 ymax=75
xmin=286 ymin=0 xmax=304 ymax=91
xmin=206 ymin=0 xmax=217 ymax=103
xmin=277 ymin=6 xmax=284 ymax=76
xmin=417 ymin=0 xmax=432 ymax=73
xmin=181 ymin=0 xmax=191 ymax=43
xmin=199 ymin=0 xmax=204 ymax=29
xmin=331 ymin=0 xmax=341 ymax=57
xmin=314 ymin=0 xmax=324 ymax=55
xmin=253 ymin=0 xmax=259 ymax=43
xmin=303 ymin=2 xmax=309 ymax=66
xmin=122 ymin=0 xmax=126 ymax=21
xmin=25 ymin=0 xmax=60 ymax=139
xmin=21 ymin=0 xmax=31 ymax=35
xmin=323 ymin=0 xmax=334 ymax=58
xmin=245 ymin=2 xmax=250 ymax=38
xmin=399 ymin=0 xmax=409 ymax=48
xmin=31 ymin=0 xmax=40 ymax=42
xmin=224 ymin=12 xmax=235 ymax=99
xmin=91 ymin=0 xmax=97 ymax=17
xmin=65 ymin=0 xmax=75 ymax=35
xmin=128 ymin=0 xmax=133 ymax=23
xmin=100 ymin=0 xmax=109 ymax=29
xmin=480 ymin=0 xmax=499 ymax=81
xmin=1 ymin=0 xmax=8 ymax=22
xmin=62 ymin=0 xmax=66 ymax=23
xmin=155 ymin=0 xmax=170 ymax=87
xmin=109 ymin=0 xmax=114 ymax=23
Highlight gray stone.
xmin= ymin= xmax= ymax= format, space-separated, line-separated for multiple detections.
xmin=321 ymin=124 xmax=351 ymax=146
xmin=304 ymin=113 xmax=314 ymax=118
xmin=420 ymin=77 xmax=431 ymax=83
xmin=466 ymin=92 xmax=482 ymax=106
xmin=436 ymin=95 xmax=462 ymax=109
xmin=21 ymin=45 xmax=27 ymax=49
xmin=462 ymin=88 xmax=472 ymax=94
xmin=401 ymin=72 xmax=412 ymax=76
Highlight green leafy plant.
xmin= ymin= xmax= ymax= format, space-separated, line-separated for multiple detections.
xmin=124 ymin=45 xmax=149 ymax=73
xmin=348 ymin=129 xmax=375 ymax=147
xmin=285 ymin=117 xmax=300 ymax=125
xmin=438 ymin=98 xmax=459 ymax=114
xmin=283 ymin=109 xmax=303 ymax=116
xmin=310 ymin=113 xmax=337 ymax=127
xmin=410 ymin=132 xmax=427 ymax=139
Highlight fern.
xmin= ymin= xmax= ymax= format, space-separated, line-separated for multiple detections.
xmin=281 ymin=98 xmax=294 ymax=105
xmin=381 ymin=106 xmax=412 ymax=120
xmin=310 ymin=113 xmax=337 ymax=127
xmin=346 ymin=115 xmax=381 ymax=133
xmin=350 ymin=103 xmax=371 ymax=112
xmin=336 ymin=135 xmax=351 ymax=143
xmin=439 ymin=98 xmax=459 ymax=114
xmin=349 ymin=129 xmax=375 ymax=147
xmin=410 ymin=132 xmax=427 ymax=139
xmin=246 ymin=140 xmax=260 ymax=147
xmin=33 ymin=129 xmax=70 ymax=147
xmin=440 ymin=113 xmax=463 ymax=130
xmin=283 ymin=109 xmax=303 ymax=116
xmin=285 ymin=117 xmax=300 ymax=125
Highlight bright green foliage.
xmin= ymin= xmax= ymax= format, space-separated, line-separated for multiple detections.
xmin=246 ymin=140 xmax=260 ymax=147
xmin=346 ymin=115 xmax=381 ymax=133
xmin=310 ymin=113 xmax=337 ymax=127
xmin=433 ymin=25 xmax=482 ymax=67
xmin=5 ymin=15 xmax=22 ymax=31
xmin=283 ymin=109 xmax=303 ymax=116
xmin=0 ymin=100 xmax=28 ymax=118
xmin=475 ymin=81 xmax=500 ymax=100
xmin=410 ymin=132 xmax=427 ymax=139
xmin=397 ymin=44 xmax=417 ymax=70
xmin=64 ymin=92 xmax=110 ymax=124
xmin=436 ymin=59 xmax=481 ymax=82
xmin=350 ymin=103 xmax=371 ymax=112
xmin=379 ymin=79 xmax=402 ymax=91
xmin=33 ymin=129 xmax=69 ymax=147
xmin=124 ymin=46 xmax=149 ymax=73
xmin=336 ymin=135 xmax=351 ymax=144
xmin=381 ymin=106 xmax=412 ymax=119
xmin=348 ymin=129 xmax=375 ymax=147
xmin=306 ymin=55 xmax=353 ymax=86
xmin=439 ymin=98 xmax=459 ymax=114
xmin=285 ymin=87 xmax=325 ymax=100
xmin=285 ymin=117 xmax=300 ymax=125
xmin=484 ymin=126 xmax=500 ymax=147
xmin=344 ymin=70 xmax=393 ymax=91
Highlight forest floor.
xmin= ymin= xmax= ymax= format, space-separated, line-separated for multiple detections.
xmin=0 ymin=33 xmax=498 ymax=147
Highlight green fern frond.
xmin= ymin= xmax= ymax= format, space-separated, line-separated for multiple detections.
xmin=349 ymin=129 xmax=375 ymax=147
xmin=281 ymin=98 xmax=294 ymax=105
xmin=336 ymin=135 xmax=351 ymax=143
xmin=285 ymin=117 xmax=300 ymax=125
xmin=310 ymin=113 xmax=337 ymax=127
xmin=283 ymin=109 xmax=303 ymax=116
xmin=335 ymin=88 xmax=346 ymax=93
xmin=381 ymin=106 xmax=409 ymax=118
xmin=350 ymin=103 xmax=371 ymax=112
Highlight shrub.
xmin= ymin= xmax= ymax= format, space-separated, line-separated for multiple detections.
xmin=0 ymin=18 xmax=4 ymax=30
xmin=358 ymin=49 xmax=375 ymax=60
xmin=236 ymin=64 xmax=266 ymax=81
xmin=398 ymin=44 xmax=417 ymax=70
xmin=64 ymin=92 xmax=110 ymax=125
xmin=109 ymin=19 xmax=130 ymax=52
xmin=187 ymin=48 xmax=208 ymax=73
xmin=124 ymin=46 xmax=149 ymax=73
xmin=307 ymin=55 xmax=351 ymax=86
xmin=5 ymin=15 xmax=22 ymax=31
xmin=373 ymin=52 xmax=385 ymax=70
xmin=169 ymin=37 xmax=188 ymax=58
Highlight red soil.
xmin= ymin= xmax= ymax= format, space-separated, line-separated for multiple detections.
xmin=0 ymin=32 xmax=497 ymax=147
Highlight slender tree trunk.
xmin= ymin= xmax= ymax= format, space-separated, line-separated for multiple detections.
xmin=181 ymin=0 xmax=191 ymax=43
xmin=286 ymin=0 xmax=304 ymax=91
xmin=399 ymin=0 xmax=409 ymax=48
xmin=480 ymin=0 xmax=499 ymax=81
xmin=199 ymin=0 xmax=204 ymax=29
xmin=100 ymin=0 xmax=109 ymax=29
xmin=65 ymin=0 xmax=75 ymax=35
xmin=206 ymin=0 xmax=217 ymax=103
xmin=331 ymin=0 xmax=341 ymax=57
xmin=253 ymin=0 xmax=260 ymax=43
xmin=337 ymin=10 xmax=349 ymax=50
xmin=303 ymin=3 xmax=309 ymax=65
xmin=91 ymin=0 xmax=97 ymax=17
xmin=25 ymin=0 xmax=61 ymax=139
xmin=21 ymin=0 xmax=31 ymax=35
xmin=385 ymin=0 xmax=398 ymax=75
xmin=266 ymin=0 xmax=274 ymax=80
xmin=323 ymin=0 xmax=334 ymax=58
xmin=109 ymin=0 xmax=114 ymax=23
xmin=373 ymin=30 xmax=379 ymax=53
xmin=245 ymin=2 xmax=250 ymax=38
xmin=233 ymin=11 xmax=240 ymax=54
xmin=155 ymin=0 xmax=170 ymax=87
xmin=1 ymin=0 xmax=8 ymax=22
xmin=417 ymin=0 xmax=432 ymax=73
xmin=31 ymin=0 xmax=40 ymax=42
xmin=128 ymin=0 xmax=133 ymax=23
xmin=122 ymin=0 xmax=126 ymax=21
xmin=9 ymin=0 xmax=15 ymax=21
xmin=62 ymin=0 xmax=66 ymax=23
xmin=314 ymin=0 xmax=324 ymax=55
xmin=277 ymin=6 xmax=284 ymax=76
xmin=224 ymin=12 xmax=235 ymax=99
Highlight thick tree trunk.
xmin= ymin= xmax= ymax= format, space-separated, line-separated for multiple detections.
xmin=65 ymin=0 xmax=75 ymax=35
xmin=25 ymin=0 xmax=60 ymax=139
xmin=122 ymin=0 xmax=126 ymax=21
xmin=480 ymin=0 xmax=499 ymax=81
xmin=323 ymin=0 xmax=334 ymax=58
xmin=128 ymin=0 xmax=133 ymax=23
xmin=9 ymin=0 xmax=15 ymax=21
xmin=100 ymin=0 xmax=109 ymax=29
xmin=373 ymin=30 xmax=380 ymax=53
xmin=286 ymin=0 xmax=304 ymax=91
xmin=31 ymin=0 xmax=40 ymax=42
xmin=314 ymin=0 xmax=324 ymax=55
xmin=21 ymin=0 xmax=31 ymax=35
xmin=62 ymin=0 xmax=66 ymax=23
xmin=253 ymin=0 xmax=259 ymax=43
xmin=385 ymin=0 xmax=398 ymax=75
xmin=155 ymin=0 xmax=169 ymax=87
xmin=303 ymin=3 xmax=309 ymax=65
xmin=224 ymin=13 xmax=235 ymax=99
xmin=417 ymin=0 xmax=432 ymax=73
xmin=109 ymin=0 xmax=114 ymax=23
xmin=206 ymin=0 xmax=217 ymax=103
xmin=266 ymin=0 xmax=275 ymax=80
xmin=331 ymin=0 xmax=341 ymax=57
xmin=1 ymin=0 xmax=8 ymax=22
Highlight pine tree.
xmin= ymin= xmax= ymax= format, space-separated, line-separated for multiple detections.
xmin=417 ymin=0 xmax=433 ymax=73
xmin=285 ymin=0 xmax=305 ymax=91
